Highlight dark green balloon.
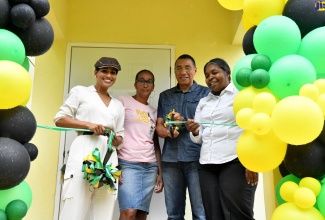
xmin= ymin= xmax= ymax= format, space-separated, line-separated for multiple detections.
xmin=251 ymin=54 xmax=272 ymax=71
xmin=5 ymin=200 xmax=27 ymax=219
xmin=236 ymin=68 xmax=252 ymax=87
xmin=250 ymin=69 xmax=270 ymax=89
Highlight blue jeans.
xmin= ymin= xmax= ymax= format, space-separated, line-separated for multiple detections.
xmin=162 ymin=161 xmax=206 ymax=220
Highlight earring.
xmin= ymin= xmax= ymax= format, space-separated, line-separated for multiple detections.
xmin=150 ymin=90 xmax=155 ymax=98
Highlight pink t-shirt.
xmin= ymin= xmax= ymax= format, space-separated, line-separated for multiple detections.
xmin=118 ymin=96 xmax=157 ymax=162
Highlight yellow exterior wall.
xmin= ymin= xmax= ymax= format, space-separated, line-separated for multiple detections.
xmin=25 ymin=0 xmax=276 ymax=219
xmin=65 ymin=0 xmax=245 ymax=85
xmin=25 ymin=3 xmax=68 ymax=219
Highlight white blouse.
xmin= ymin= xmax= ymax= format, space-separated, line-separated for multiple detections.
xmin=53 ymin=85 xmax=125 ymax=139
xmin=190 ymin=83 xmax=243 ymax=164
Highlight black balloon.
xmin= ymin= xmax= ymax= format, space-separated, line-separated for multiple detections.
xmin=0 ymin=0 xmax=11 ymax=28
xmin=9 ymin=0 xmax=29 ymax=3
xmin=23 ymin=142 xmax=38 ymax=161
xmin=317 ymin=123 xmax=325 ymax=144
xmin=0 ymin=106 xmax=37 ymax=144
xmin=10 ymin=3 xmax=36 ymax=29
xmin=10 ymin=17 xmax=54 ymax=56
xmin=0 ymin=137 xmax=30 ymax=189
xmin=278 ymin=160 xmax=291 ymax=177
xmin=283 ymin=0 xmax=325 ymax=38
xmin=284 ymin=138 xmax=325 ymax=179
xmin=29 ymin=0 xmax=50 ymax=18
xmin=242 ymin=26 xmax=257 ymax=55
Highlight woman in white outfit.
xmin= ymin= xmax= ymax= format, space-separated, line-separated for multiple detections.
xmin=54 ymin=57 xmax=125 ymax=220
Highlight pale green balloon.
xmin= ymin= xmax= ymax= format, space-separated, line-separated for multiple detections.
xmin=298 ymin=26 xmax=325 ymax=77
xmin=0 ymin=181 xmax=32 ymax=210
xmin=0 ymin=29 xmax=25 ymax=65
xmin=268 ymin=55 xmax=316 ymax=99
xmin=253 ymin=15 xmax=301 ymax=63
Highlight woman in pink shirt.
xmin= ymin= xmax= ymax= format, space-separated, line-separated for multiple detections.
xmin=118 ymin=69 xmax=163 ymax=220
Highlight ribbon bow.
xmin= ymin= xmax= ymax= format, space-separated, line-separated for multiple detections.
xmin=81 ymin=131 xmax=121 ymax=192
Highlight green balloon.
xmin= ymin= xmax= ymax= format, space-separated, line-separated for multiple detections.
xmin=0 ymin=29 xmax=25 ymax=65
xmin=0 ymin=209 xmax=7 ymax=220
xmin=5 ymin=200 xmax=27 ymax=220
xmin=317 ymin=74 xmax=325 ymax=80
xmin=251 ymin=54 xmax=272 ymax=71
xmin=250 ymin=69 xmax=270 ymax=89
xmin=268 ymin=55 xmax=316 ymax=99
xmin=253 ymin=15 xmax=301 ymax=63
xmin=298 ymin=26 xmax=325 ymax=77
xmin=275 ymin=174 xmax=300 ymax=205
xmin=21 ymin=56 xmax=30 ymax=71
xmin=232 ymin=54 xmax=257 ymax=90
xmin=316 ymin=181 xmax=325 ymax=216
xmin=0 ymin=181 xmax=32 ymax=211
xmin=236 ymin=68 xmax=252 ymax=87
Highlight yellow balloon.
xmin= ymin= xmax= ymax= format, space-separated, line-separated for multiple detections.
xmin=243 ymin=0 xmax=285 ymax=25
xmin=271 ymin=96 xmax=324 ymax=145
xmin=271 ymin=203 xmax=324 ymax=220
xmin=317 ymin=94 xmax=325 ymax=116
xmin=294 ymin=187 xmax=316 ymax=209
xmin=249 ymin=112 xmax=272 ymax=135
xmin=0 ymin=60 xmax=32 ymax=109
xmin=280 ymin=181 xmax=299 ymax=202
xmin=253 ymin=92 xmax=277 ymax=115
xmin=236 ymin=108 xmax=255 ymax=130
xmin=242 ymin=12 xmax=255 ymax=30
xmin=218 ymin=0 xmax=244 ymax=10
xmin=299 ymin=177 xmax=321 ymax=196
xmin=314 ymin=79 xmax=325 ymax=94
xmin=233 ymin=86 xmax=272 ymax=114
xmin=237 ymin=130 xmax=287 ymax=172
xmin=299 ymin=84 xmax=319 ymax=101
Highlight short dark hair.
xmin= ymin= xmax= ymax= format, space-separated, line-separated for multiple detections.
xmin=135 ymin=69 xmax=155 ymax=84
xmin=175 ymin=54 xmax=196 ymax=67
xmin=204 ymin=58 xmax=231 ymax=74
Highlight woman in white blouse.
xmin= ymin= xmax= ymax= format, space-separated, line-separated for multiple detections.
xmin=54 ymin=57 xmax=124 ymax=220
xmin=186 ymin=58 xmax=258 ymax=220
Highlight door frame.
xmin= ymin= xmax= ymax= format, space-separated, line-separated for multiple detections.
xmin=53 ymin=43 xmax=175 ymax=220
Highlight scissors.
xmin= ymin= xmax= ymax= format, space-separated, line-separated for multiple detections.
xmin=166 ymin=114 xmax=176 ymax=138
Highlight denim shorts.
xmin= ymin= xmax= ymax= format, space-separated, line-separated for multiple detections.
xmin=118 ymin=158 xmax=158 ymax=213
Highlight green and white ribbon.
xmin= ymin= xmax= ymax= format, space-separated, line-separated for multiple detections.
xmin=165 ymin=121 xmax=238 ymax=127
xmin=37 ymin=124 xmax=121 ymax=191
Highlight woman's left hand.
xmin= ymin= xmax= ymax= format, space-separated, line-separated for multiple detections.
xmin=245 ymin=169 xmax=258 ymax=186
xmin=154 ymin=175 xmax=164 ymax=193
xmin=118 ymin=172 xmax=123 ymax=185
xmin=112 ymin=135 xmax=123 ymax=146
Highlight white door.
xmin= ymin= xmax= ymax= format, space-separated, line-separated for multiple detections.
xmin=54 ymin=43 xmax=174 ymax=220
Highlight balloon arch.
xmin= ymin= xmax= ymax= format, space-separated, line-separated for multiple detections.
xmin=0 ymin=0 xmax=53 ymax=219
xmin=219 ymin=0 xmax=325 ymax=219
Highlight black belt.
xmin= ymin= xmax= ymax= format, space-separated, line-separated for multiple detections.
xmin=82 ymin=131 xmax=109 ymax=136
xmin=82 ymin=131 xmax=94 ymax=135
